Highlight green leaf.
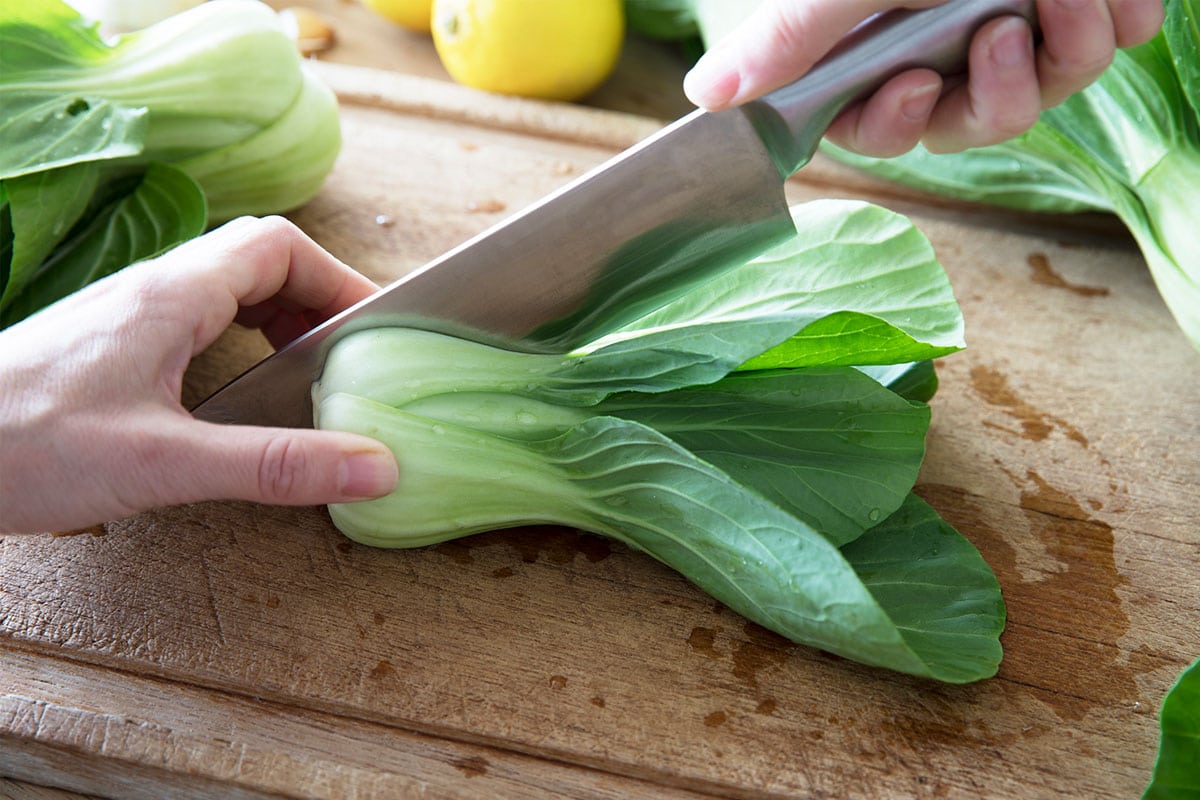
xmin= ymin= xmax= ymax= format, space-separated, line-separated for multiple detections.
xmin=0 ymin=162 xmax=205 ymax=327
xmin=858 ymin=360 xmax=939 ymax=403
xmin=842 ymin=494 xmax=1005 ymax=684
xmin=601 ymin=368 xmax=930 ymax=546
xmin=0 ymin=161 xmax=104 ymax=309
xmin=1165 ymin=0 xmax=1200 ymax=129
xmin=0 ymin=0 xmax=111 ymax=68
xmin=567 ymin=200 xmax=963 ymax=389
xmin=0 ymin=94 xmax=148 ymax=181
xmin=1144 ymin=657 xmax=1200 ymax=800
xmin=0 ymin=3 xmax=147 ymax=177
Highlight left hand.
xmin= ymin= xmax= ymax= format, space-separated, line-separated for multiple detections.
xmin=683 ymin=0 xmax=1166 ymax=155
xmin=0 ymin=216 xmax=399 ymax=535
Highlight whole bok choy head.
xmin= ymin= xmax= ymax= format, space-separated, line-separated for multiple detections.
xmin=821 ymin=0 xmax=1200 ymax=351
xmin=0 ymin=0 xmax=342 ymax=327
xmin=313 ymin=200 xmax=1007 ymax=684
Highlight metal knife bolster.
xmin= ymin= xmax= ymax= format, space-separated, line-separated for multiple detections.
xmin=747 ymin=0 xmax=1039 ymax=178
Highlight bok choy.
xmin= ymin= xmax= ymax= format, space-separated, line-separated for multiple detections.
xmin=0 ymin=0 xmax=342 ymax=327
xmin=823 ymin=0 xmax=1200 ymax=351
xmin=313 ymin=200 xmax=1007 ymax=683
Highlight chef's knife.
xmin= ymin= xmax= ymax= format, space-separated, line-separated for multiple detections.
xmin=193 ymin=0 xmax=1037 ymax=428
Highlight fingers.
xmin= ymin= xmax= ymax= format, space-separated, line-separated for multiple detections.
xmin=920 ymin=16 xmax=1042 ymax=153
xmin=1036 ymin=0 xmax=1117 ymax=107
xmin=1107 ymin=0 xmax=1167 ymax=47
xmin=166 ymin=420 xmax=399 ymax=508
xmin=684 ymin=0 xmax=942 ymax=111
xmin=159 ymin=216 xmax=379 ymax=354
xmin=1036 ymin=0 xmax=1163 ymax=107
xmin=212 ymin=216 xmax=378 ymax=314
xmin=825 ymin=70 xmax=943 ymax=156
xmin=685 ymin=0 xmax=1166 ymax=157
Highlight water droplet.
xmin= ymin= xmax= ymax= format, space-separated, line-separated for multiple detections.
xmin=867 ymin=508 xmax=882 ymax=522
xmin=516 ymin=412 xmax=537 ymax=426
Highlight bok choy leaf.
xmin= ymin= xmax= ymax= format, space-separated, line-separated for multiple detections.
xmin=314 ymin=200 xmax=1006 ymax=682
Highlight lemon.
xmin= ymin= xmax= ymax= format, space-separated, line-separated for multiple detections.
xmin=431 ymin=0 xmax=624 ymax=102
xmin=361 ymin=0 xmax=433 ymax=33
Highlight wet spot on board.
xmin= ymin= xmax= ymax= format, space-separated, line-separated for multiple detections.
xmin=704 ymin=710 xmax=728 ymax=728
xmin=755 ymin=698 xmax=778 ymax=715
xmin=1027 ymin=252 xmax=1110 ymax=297
xmin=434 ymin=540 xmax=475 ymax=565
xmin=431 ymin=527 xmax=612 ymax=568
xmin=731 ymin=622 xmax=793 ymax=690
xmin=506 ymin=528 xmax=612 ymax=565
xmin=685 ymin=621 xmax=792 ymax=688
xmin=970 ymin=365 xmax=1089 ymax=447
xmin=685 ymin=623 xmax=789 ymax=716
xmin=369 ymin=660 xmax=396 ymax=680
xmin=590 ymin=696 xmax=606 ymax=708
xmin=687 ymin=626 xmax=719 ymax=658
xmin=548 ymin=674 xmax=568 ymax=690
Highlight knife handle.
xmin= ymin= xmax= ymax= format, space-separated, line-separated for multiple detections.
xmin=744 ymin=0 xmax=1039 ymax=177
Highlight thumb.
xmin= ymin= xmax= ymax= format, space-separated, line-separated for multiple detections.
xmin=177 ymin=422 xmax=399 ymax=508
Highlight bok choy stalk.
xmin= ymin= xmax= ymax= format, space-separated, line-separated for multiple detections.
xmin=314 ymin=200 xmax=1007 ymax=683
xmin=0 ymin=0 xmax=342 ymax=327
xmin=821 ymin=0 xmax=1200 ymax=351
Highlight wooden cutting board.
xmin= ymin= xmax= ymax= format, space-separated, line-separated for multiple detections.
xmin=2 ymin=53 xmax=1198 ymax=800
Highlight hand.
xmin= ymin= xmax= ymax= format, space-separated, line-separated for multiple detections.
xmin=683 ymin=0 xmax=1165 ymax=155
xmin=0 ymin=216 xmax=399 ymax=535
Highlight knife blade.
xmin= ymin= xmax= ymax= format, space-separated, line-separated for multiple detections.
xmin=193 ymin=0 xmax=1036 ymax=428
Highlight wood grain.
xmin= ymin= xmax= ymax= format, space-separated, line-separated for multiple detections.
xmin=3 ymin=19 xmax=1199 ymax=800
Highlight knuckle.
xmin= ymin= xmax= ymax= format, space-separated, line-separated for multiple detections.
xmin=257 ymin=213 xmax=297 ymax=235
xmin=226 ymin=214 xmax=297 ymax=246
xmin=257 ymin=435 xmax=307 ymax=502
xmin=994 ymin=108 xmax=1040 ymax=139
xmin=1054 ymin=48 xmax=1114 ymax=83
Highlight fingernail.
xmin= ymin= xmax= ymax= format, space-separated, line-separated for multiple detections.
xmin=989 ymin=18 xmax=1034 ymax=69
xmin=900 ymin=82 xmax=941 ymax=122
xmin=683 ymin=54 xmax=742 ymax=110
xmin=338 ymin=449 xmax=398 ymax=499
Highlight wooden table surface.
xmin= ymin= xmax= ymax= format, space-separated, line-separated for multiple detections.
xmin=3 ymin=3 xmax=1198 ymax=798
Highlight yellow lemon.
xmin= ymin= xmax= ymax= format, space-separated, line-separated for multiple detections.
xmin=361 ymin=0 xmax=433 ymax=33
xmin=431 ymin=0 xmax=625 ymax=102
